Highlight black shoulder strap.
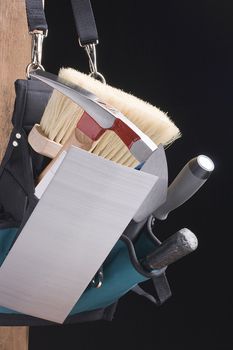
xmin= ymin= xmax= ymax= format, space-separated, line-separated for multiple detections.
xmin=70 ymin=0 xmax=98 ymax=45
xmin=25 ymin=0 xmax=98 ymax=45
xmin=25 ymin=0 xmax=48 ymax=34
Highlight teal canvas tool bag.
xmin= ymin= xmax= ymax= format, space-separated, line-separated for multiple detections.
xmin=0 ymin=220 xmax=170 ymax=325
xmin=0 ymin=0 xmax=171 ymax=326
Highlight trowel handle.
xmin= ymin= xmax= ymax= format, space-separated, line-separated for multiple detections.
xmin=154 ymin=155 xmax=214 ymax=220
xmin=142 ymin=228 xmax=198 ymax=270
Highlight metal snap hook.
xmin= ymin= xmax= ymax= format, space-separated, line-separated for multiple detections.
xmin=26 ymin=31 xmax=47 ymax=79
xmin=84 ymin=43 xmax=106 ymax=84
xmin=84 ymin=44 xmax=97 ymax=73
xmin=26 ymin=62 xmax=45 ymax=79
xmin=89 ymin=71 xmax=106 ymax=84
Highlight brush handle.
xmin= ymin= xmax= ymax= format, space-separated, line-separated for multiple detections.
xmin=142 ymin=228 xmax=198 ymax=271
xmin=38 ymin=125 xmax=93 ymax=182
xmin=154 ymin=155 xmax=214 ymax=220
xmin=28 ymin=124 xmax=62 ymax=158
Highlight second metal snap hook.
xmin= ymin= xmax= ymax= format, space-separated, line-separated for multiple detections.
xmin=84 ymin=43 xmax=106 ymax=84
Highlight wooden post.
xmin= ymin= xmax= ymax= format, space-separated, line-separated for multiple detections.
xmin=0 ymin=0 xmax=31 ymax=160
xmin=0 ymin=328 xmax=29 ymax=350
xmin=0 ymin=1 xmax=30 ymax=349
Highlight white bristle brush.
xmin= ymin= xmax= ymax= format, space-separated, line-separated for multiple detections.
xmin=29 ymin=68 xmax=180 ymax=168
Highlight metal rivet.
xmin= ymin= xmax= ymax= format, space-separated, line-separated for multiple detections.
xmin=12 ymin=141 xmax=18 ymax=147
xmin=16 ymin=133 xmax=21 ymax=139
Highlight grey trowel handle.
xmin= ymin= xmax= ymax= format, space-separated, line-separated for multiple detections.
xmin=154 ymin=155 xmax=214 ymax=220
xmin=142 ymin=228 xmax=198 ymax=270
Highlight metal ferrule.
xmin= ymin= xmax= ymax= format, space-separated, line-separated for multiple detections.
xmin=189 ymin=155 xmax=214 ymax=179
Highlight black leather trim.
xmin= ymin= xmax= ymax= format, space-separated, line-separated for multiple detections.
xmin=0 ymin=303 xmax=118 ymax=326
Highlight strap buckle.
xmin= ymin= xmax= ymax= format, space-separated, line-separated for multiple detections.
xmin=26 ymin=30 xmax=47 ymax=79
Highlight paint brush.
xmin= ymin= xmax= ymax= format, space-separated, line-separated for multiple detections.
xmin=31 ymin=71 xmax=160 ymax=180
xmin=28 ymin=68 xmax=180 ymax=168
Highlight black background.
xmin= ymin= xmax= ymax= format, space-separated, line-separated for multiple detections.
xmin=30 ymin=1 xmax=232 ymax=349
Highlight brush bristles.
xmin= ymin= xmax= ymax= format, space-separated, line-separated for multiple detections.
xmin=40 ymin=67 xmax=180 ymax=167
xmin=40 ymin=90 xmax=84 ymax=145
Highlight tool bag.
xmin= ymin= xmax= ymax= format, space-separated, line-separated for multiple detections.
xmin=0 ymin=0 xmax=171 ymax=326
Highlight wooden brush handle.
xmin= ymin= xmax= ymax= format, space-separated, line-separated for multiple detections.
xmin=38 ymin=128 xmax=93 ymax=182
xmin=37 ymin=111 xmax=98 ymax=183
